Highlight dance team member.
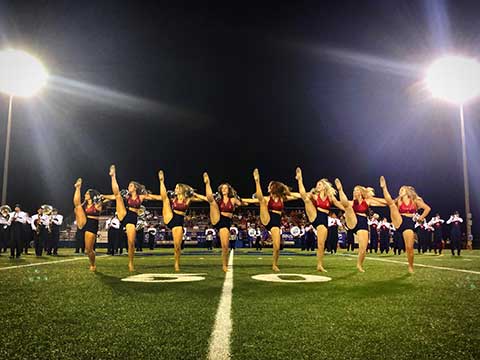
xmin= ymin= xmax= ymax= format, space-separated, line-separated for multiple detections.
xmin=105 ymin=165 xmax=162 ymax=272
xmin=159 ymin=170 xmax=204 ymax=272
xmin=253 ymin=168 xmax=300 ymax=272
xmin=73 ymin=178 xmax=103 ymax=271
xmin=199 ymin=173 xmax=252 ymax=272
xmin=295 ymin=167 xmax=344 ymax=272
xmin=380 ymin=176 xmax=431 ymax=273
xmin=335 ymin=179 xmax=387 ymax=272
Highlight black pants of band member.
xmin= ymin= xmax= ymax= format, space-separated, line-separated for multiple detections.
xmin=451 ymin=230 xmax=461 ymax=255
xmin=34 ymin=233 xmax=43 ymax=256
xmin=10 ymin=223 xmax=24 ymax=257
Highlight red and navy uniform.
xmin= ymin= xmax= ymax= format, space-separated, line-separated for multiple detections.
xmin=215 ymin=198 xmax=235 ymax=230
xmin=166 ymin=198 xmax=189 ymax=230
xmin=352 ymin=199 xmax=368 ymax=233
xmin=311 ymin=195 xmax=330 ymax=229
xmin=265 ymin=197 xmax=283 ymax=231
xmin=122 ymin=195 xmax=143 ymax=227
xmin=447 ymin=215 xmax=463 ymax=255
xmin=396 ymin=200 xmax=417 ymax=234
xmin=84 ymin=203 xmax=100 ymax=234
xmin=368 ymin=219 xmax=379 ymax=253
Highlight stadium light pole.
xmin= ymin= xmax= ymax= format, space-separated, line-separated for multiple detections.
xmin=0 ymin=49 xmax=48 ymax=205
xmin=425 ymin=55 xmax=480 ymax=247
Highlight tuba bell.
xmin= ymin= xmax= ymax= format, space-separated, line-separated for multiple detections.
xmin=0 ymin=205 xmax=11 ymax=219
xmin=41 ymin=204 xmax=53 ymax=215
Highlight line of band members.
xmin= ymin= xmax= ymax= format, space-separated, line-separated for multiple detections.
xmin=0 ymin=205 xmax=64 ymax=258
xmin=78 ymin=210 xmax=464 ymax=255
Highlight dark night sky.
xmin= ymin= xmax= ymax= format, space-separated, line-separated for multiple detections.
xmin=0 ymin=0 xmax=479 ymax=231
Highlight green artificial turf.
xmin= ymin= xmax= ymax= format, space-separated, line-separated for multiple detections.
xmin=1 ymin=248 xmax=479 ymax=359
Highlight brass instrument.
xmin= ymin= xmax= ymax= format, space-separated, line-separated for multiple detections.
xmin=0 ymin=205 xmax=11 ymax=219
xmin=138 ymin=205 xmax=146 ymax=218
xmin=41 ymin=205 xmax=53 ymax=233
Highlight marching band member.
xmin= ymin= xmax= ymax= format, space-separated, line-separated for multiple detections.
xmin=428 ymin=214 xmax=445 ymax=255
xmin=41 ymin=208 xmax=54 ymax=255
xmin=105 ymin=165 xmax=162 ymax=272
xmin=255 ymin=226 xmax=263 ymax=251
xmin=447 ymin=211 xmax=463 ymax=256
xmin=31 ymin=208 xmax=43 ymax=256
xmin=9 ymin=204 xmax=27 ymax=259
xmin=327 ymin=212 xmax=341 ymax=254
xmin=50 ymin=209 xmax=63 ymax=256
xmin=380 ymin=176 xmax=431 ymax=273
xmin=296 ymin=168 xmax=344 ymax=271
xmin=229 ymin=224 xmax=239 ymax=250
xmin=158 ymin=170 xmax=203 ymax=272
xmin=200 ymin=173 xmax=252 ymax=271
xmin=0 ymin=205 xmax=12 ymax=255
xmin=106 ymin=214 xmax=121 ymax=255
xmin=147 ymin=224 xmax=157 ymax=250
xmin=392 ymin=225 xmax=405 ymax=255
xmin=24 ymin=213 xmax=34 ymax=255
xmin=205 ymin=225 xmax=216 ymax=251
xmin=253 ymin=168 xmax=300 ymax=272
xmin=73 ymin=178 xmax=103 ymax=271
xmin=135 ymin=217 xmax=146 ymax=252
xmin=335 ymin=179 xmax=387 ymax=272
xmin=425 ymin=222 xmax=434 ymax=252
xmin=378 ymin=217 xmax=391 ymax=254
xmin=368 ymin=213 xmax=379 ymax=254
xmin=414 ymin=218 xmax=428 ymax=254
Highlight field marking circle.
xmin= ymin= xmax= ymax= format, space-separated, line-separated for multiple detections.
xmin=121 ymin=273 xmax=206 ymax=283
xmin=251 ymin=273 xmax=332 ymax=283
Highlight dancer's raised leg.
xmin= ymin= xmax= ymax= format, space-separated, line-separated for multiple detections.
xmin=73 ymin=178 xmax=86 ymax=229
xmin=110 ymin=165 xmax=127 ymax=221
xmin=335 ymin=178 xmax=357 ymax=230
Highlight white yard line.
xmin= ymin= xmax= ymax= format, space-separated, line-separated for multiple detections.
xmin=0 ymin=254 xmax=109 ymax=271
xmin=342 ymin=254 xmax=480 ymax=275
xmin=207 ymin=249 xmax=234 ymax=360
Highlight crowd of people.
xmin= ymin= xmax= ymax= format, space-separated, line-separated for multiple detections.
xmin=0 ymin=204 xmax=63 ymax=258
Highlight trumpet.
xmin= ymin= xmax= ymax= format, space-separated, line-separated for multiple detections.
xmin=0 ymin=205 xmax=11 ymax=219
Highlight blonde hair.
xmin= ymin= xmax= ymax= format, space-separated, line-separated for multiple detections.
xmin=176 ymin=183 xmax=195 ymax=198
xmin=396 ymin=185 xmax=418 ymax=202
xmin=311 ymin=178 xmax=337 ymax=197
xmin=354 ymin=185 xmax=374 ymax=199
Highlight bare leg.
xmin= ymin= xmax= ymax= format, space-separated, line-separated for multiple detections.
xmin=335 ymin=178 xmax=357 ymax=230
xmin=271 ymin=227 xmax=281 ymax=272
xmin=380 ymin=176 xmax=402 ymax=229
xmin=110 ymin=165 xmax=127 ymax=221
xmin=316 ymin=225 xmax=328 ymax=272
xmin=204 ymin=172 xmax=220 ymax=225
xmin=253 ymin=169 xmax=270 ymax=225
xmin=84 ymin=231 xmax=96 ymax=271
xmin=159 ymin=170 xmax=174 ymax=225
xmin=172 ymin=227 xmax=183 ymax=271
xmin=125 ymin=224 xmax=136 ymax=272
xmin=73 ymin=178 xmax=87 ymax=229
xmin=403 ymin=230 xmax=415 ymax=273
xmin=219 ymin=228 xmax=230 ymax=272
xmin=296 ymin=168 xmax=317 ymax=223
xmin=356 ymin=230 xmax=369 ymax=272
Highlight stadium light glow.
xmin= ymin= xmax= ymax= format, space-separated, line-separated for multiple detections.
xmin=425 ymin=55 xmax=480 ymax=105
xmin=0 ymin=48 xmax=48 ymax=204
xmin=0 ymin=48 xmax=48 ymax=97
xmin=425 ymin=54 xmax=480 ymax=245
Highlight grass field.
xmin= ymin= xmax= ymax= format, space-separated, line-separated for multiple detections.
xmin=0 ymin=248 xmax=479 ymax=360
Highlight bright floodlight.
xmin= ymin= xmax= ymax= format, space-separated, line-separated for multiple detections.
xmin=425 ymin=55 xmax=480 ymax=105
xmin=0 ymin=49 xmax=48 ymax=97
